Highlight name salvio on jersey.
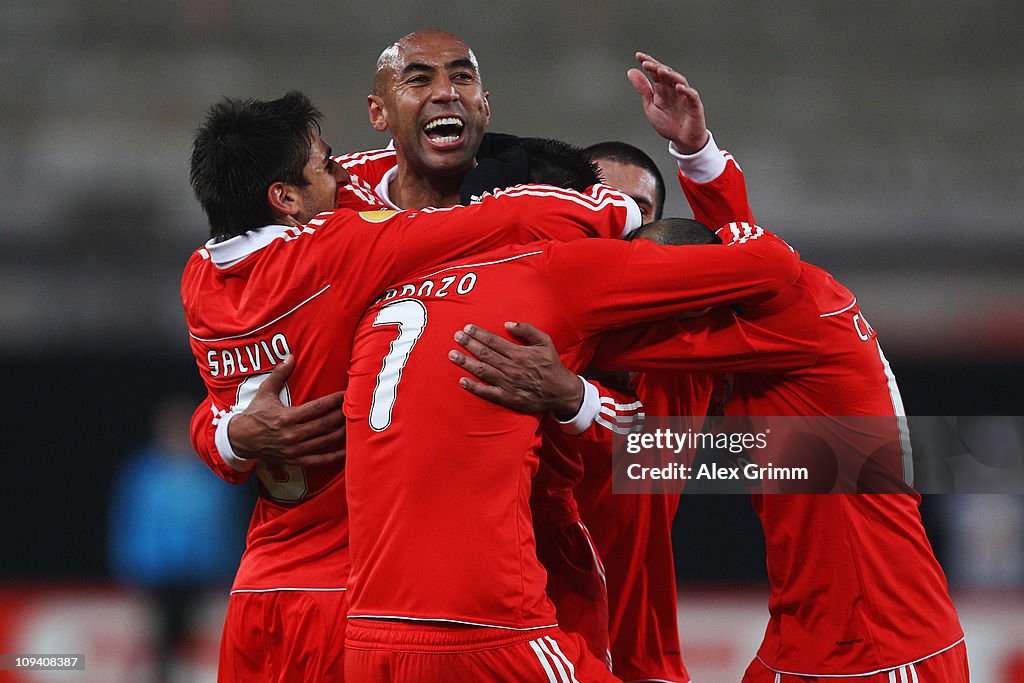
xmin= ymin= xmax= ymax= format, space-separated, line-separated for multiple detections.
xmin=206 ymin=332 xmax=292 ymax=378
xmin=372 ymin=271 xmax=479 ymax=306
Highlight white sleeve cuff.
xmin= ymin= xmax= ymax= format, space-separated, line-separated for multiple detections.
xmin=215 ymin=411 xmax=257 ymax=473
xmin=556 ymin=377 xmax=601 ymax=435
xmin=619 ymin=194 xmax=643 ymax=237
xmin=669 ymin=130 xmax=727 ymax=184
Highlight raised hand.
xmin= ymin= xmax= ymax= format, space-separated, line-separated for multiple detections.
xmin=627 ymin=51 xmax=709 ymax=154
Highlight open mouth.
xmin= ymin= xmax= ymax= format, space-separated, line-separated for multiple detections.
xmin=422 ymin=116 xmax=465 ymax=146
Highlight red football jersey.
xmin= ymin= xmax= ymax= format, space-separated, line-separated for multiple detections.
xmin=333 ymin=144 xmax=611 ymax=535
xmin=343 ymin=229 xmax=800 ymax=629
xmin=596 ymin=143 xmax=964 ymax=676
xmin=183 ymin=184 xmax=643 ymax=592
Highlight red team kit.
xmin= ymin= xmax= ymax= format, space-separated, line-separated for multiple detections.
xmin=184 ymin=135 xmax=967 ymax=682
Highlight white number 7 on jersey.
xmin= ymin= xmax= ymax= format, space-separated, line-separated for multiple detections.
xmin=369 ymin=299 xmax=427 ymax=431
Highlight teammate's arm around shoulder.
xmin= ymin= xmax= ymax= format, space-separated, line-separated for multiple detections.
xmin=544 ymin=228 xmax=800 ymax=337
xmin=321 ymin=184 xmax=643 ymax=286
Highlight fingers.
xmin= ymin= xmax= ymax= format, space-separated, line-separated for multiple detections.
xmin=456 ymin=376 xmax=524 ymax=411
xmin=636 ymin=51 xmax=692 ymax=91
xmin=627 ymin=68 xmax=654 ymax=102
xmin=285 ymin=391 xmax=346 ymax=424
xmin=455 ymin=325 xmax=519 ymax=366
xmin=261 ymin=407 xmax=345 ymax=460
xmin=504 ymin=321 xmax=552 ymax=347
xmin=458 ymin=324 xmax=521 ymax=358
xmin=259 ymin=354 xmax=294 ymax=395
xmin=448 ymin=349 xmax=504 ymax=384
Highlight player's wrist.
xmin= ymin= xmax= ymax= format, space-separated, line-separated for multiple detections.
xmin=219 ymin=411 xmax=258 ymax=472
xmin=669 ymin=130 xmax=726 ymax=184
xmin=671 ymin=128 xmax=710 ymax=156
xmin=550 ymin=373 xmax=586 ymax=422
xmin=555 ymin=377 xmax=600 ymax=434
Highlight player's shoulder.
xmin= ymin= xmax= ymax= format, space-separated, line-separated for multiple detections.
xmin=800 ymin=262 xmax=857 ymax=316
xmin=489 ymin=182 xmax=624 ymax=203
xmin=335 ymin=147 xmax=397 ymax=175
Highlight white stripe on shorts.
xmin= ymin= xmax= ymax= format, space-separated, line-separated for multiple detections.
xmin=543 ymin=636 xmax=581 ymax=683
xmin=530 ymin=639 xmax=559 ymax=682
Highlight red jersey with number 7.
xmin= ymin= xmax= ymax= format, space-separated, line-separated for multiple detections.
xmin=343 ymin=227 xmax=800 ymax=629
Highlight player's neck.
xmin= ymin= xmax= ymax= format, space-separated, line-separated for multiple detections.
xmin=389 ymin=165 xmax=462 ymax=210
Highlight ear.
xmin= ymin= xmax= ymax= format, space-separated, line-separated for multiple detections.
xmin=267 ymin=181 xmax=300 ymax=220
xmin=482 ymin=90 xmax=491 ymax=125
xmin=368 ymin=95 xmax=388 ymax=132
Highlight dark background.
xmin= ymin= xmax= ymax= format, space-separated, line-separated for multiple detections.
xmin=2 ymin=0 xmax=1022 ymax=589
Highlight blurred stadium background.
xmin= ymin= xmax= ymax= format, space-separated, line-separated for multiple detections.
xmin=1 ymin=1 xmax=1021 ymax=680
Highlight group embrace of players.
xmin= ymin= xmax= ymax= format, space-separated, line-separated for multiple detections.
xmin=181 ymin=29 xmax=969 ymax=683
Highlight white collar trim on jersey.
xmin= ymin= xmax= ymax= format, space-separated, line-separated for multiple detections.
xmin=202 ymin=224 xmax=293 ymax=269
xmin=373 ymin=165 xmax=402 ymax=210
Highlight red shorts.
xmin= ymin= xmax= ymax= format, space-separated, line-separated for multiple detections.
xmin=218 ymin=589 xmax=348 ymax=683
xmin=345 ymin=619 xmax=622 ymax=682
xmin=742 ymin=639 xmax=970 ymax=682
xmin=536 ymin=518 xmax=611 ymax=667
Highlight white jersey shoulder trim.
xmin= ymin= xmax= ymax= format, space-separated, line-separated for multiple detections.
xmin=336 ymin=147 xmax=395 ymax=167
xmin=203 ymin=222 xmax=320 ymax=268
xmin=717 ymin=221 xmax=765 ymax=246
xmin=494 ymin=184 xmax=642 ymax=237
xmin=373 ymin=165 xmax=401 ymax=209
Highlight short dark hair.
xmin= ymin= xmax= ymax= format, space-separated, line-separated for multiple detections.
xmin=190 ymin=91 xmax=321 ymax=241
xmin=522 ymin=137 xmax=602 ymax=191
xmin=630 ymin=217 xmax=721 ymax=246
xmin=584 ymin=141 xmax=666 ymax=219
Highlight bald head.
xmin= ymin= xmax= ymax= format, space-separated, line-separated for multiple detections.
xmin=631 ymin=218 xmax=720 ymax=246
xmin=367 ymin=29 xmax=491 ymax=188
xmin=374 ymin=29 xmax=480 ymax=95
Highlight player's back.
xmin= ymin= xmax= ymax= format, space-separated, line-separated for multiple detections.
xmin=182 ymin=218 xmax=371 ymax=589
xmin=727 ymin=263 xmax=963 ymax=675
xmin=344 ymin=242 xmax=600 ymax=629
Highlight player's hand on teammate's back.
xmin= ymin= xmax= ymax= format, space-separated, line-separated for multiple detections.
xmin=228 ymin=356 xmax=347 ymax=467
xmin=448 ymin=321 xmax=583 ymax=419
xmin=628 ymin=51 xmax=709 ymax=154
